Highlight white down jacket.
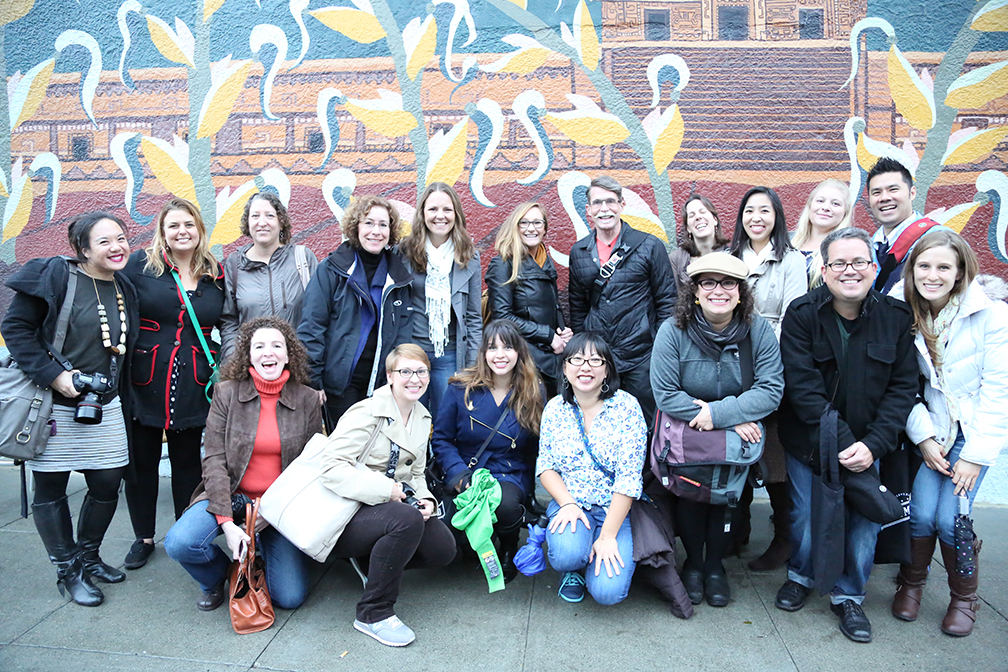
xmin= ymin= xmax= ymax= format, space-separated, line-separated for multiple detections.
xmin=905 ymin=279 xmax=1008 ymax=466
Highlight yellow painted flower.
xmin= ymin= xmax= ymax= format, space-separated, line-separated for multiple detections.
xmin=945 ymin=59 xmax=1008 ymax=109
xmin=484 ymin=34 xmax=552 ymax=75
xmin=942 ymin=126 xmax=1008 ymax=165
xmin=310 ymin=0 xmax=386 ymax=44
xmin=146 ymin=15 xmax=195 ymax=68
xmin=196 ymin=56 xmax=253 ymax=139
xmin=543 ymin=94 xmax=629 ymax=146
xmin=426 ymin=118 xmax=470 ymax=186
xmin=643 ymin=104 xmax=684 ymax=175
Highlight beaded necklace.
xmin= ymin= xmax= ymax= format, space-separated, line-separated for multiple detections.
xmin=92 ymin=276 xmax=127 ymax=355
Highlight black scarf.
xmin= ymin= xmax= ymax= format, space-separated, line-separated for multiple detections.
xmin=686 ymin=306 xmax=751 ymax=360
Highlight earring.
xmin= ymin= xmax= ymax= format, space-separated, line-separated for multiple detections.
xmin=601 ymin=382 xmax=610 ymax=394
xmin=695 ymin=298 xmax=700 ymax=305
xmin=561 ymin=377 xmax=570 ymax=389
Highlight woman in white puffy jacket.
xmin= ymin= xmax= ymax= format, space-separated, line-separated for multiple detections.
xmin=891 ymin=229 xmax=1008 ymax=638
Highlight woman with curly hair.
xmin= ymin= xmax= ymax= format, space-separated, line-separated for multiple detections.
xmin=668 ymin=194 xmax=730 ymax=296
xmin=164 ymin=316 xmax=323 ymax=613
xmin=431 ymin=320 xmax=545 ymax=581
xmin=121 ymin=197 xmax=225 ymax=570
xmin=485 ymin=202 xmax=570 ymax=397
xmin=220 ymin=191 xmax=318 ymax=361
xmin=298 ymin=194 xmax=414 ymax=429
xmin=398 ymin=182 xmax=481 ymax=420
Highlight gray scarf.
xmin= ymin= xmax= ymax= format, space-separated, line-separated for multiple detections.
xmin=686 ymin=306 xmax=751 ymax=360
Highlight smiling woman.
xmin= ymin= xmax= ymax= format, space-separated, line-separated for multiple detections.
xmin=297 ymin=195 xmax=415 ymax=430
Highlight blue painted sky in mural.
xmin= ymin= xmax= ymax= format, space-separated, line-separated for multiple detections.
xmin=4 ymin=0 xmax=598 ymax=73
xmin=867 ymin=0 xmax=1007 ymax=51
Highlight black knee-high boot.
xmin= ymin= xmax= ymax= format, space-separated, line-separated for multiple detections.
xmin=33 ymin=497 xmax=104 ymax=606
xmin=78 ymin=494 xmax=126 ymax=584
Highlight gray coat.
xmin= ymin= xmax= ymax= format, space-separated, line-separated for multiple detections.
xmin=407 ymin=251 xmax=482 ymax=371
xmin=650 ymin=314 xmax=783 ymax=428
xmin=745 ymin=247 xmax=807 ymax=339
xmin=220 ymin=243 xmax=319 ymax=362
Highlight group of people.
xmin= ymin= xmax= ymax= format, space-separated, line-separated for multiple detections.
xmin=3 ymin=157 xmax=1004 ymax=648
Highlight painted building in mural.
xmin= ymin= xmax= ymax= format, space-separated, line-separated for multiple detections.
xmin=1 ymin=0 xmax=1007 ymax=332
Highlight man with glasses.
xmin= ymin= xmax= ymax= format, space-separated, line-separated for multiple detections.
xmin=567 ymin=176 xmax=676 ymax=428
xmin=774 ymin=227 xmax=917 ymax=643
xmin=865 ymin=157 xmax=945 ymax=294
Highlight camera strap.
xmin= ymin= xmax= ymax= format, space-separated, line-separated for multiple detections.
xmin=171 ymin=269 xmax=217 ymax=404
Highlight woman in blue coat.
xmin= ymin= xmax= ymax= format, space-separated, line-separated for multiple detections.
xmin=431 ymin=320 xmax=544 ymax=582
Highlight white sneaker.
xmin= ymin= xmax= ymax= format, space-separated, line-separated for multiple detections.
xmin=353 ymin=615 xmax=415 ymax=647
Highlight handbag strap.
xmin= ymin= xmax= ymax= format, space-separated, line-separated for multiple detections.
xmin=589 ymin=237 xmax=642 ymax=309
xmin=171 ymin=269 xmax=216 ymax=403
xmin=738 ymin=333 xmax=754 ymax=392
xmin=572 ymin=403 xmax=615 ymax=484
xmin=294 ymin=244 xmax=311 ymax=289
xmin=243 ymin=498 xmax=260 ymax=563
xmin=467 ymin=404 xmax=511 ymax=470
xmin=358 ymin=418 xmax=388 ymax=467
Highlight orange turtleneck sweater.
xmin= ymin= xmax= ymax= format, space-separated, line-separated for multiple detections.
xmin=215 ymin=367 xmax=289 ymax=525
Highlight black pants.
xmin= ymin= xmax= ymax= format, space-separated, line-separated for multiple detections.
xmin=124 ymin=423 xmax=204 ymax=539
xmin=33 ymin=468 xmax=124 ymax=505
xmin=675 ymin=498 xmax=730 ymax=574
xmin=330 ymin=501 xmax=456 ymax=623
xmin=447 ymin=481 xmax=526 ymax=553
xmin=619 ymin=359 xmax=656 ymax=433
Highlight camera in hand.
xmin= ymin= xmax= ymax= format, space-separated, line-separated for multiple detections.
xmin=400 ymin=483 xmax=424 ymax=510
xmin=72 ymin=371 xmax=112 ymax=425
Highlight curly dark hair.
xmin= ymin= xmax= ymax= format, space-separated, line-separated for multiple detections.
xmin=239 ymin=192 xmax=292 ymax=244
xmin=674 ymin=276 xmax=755 ymax=330
xmin=218 ymin=316 xmax=311 ymax=384
xmin=341 ymin=194 xmax=402 ymax=250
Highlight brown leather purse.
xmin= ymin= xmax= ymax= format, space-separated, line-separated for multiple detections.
xmin=228 ymin=498 xmax=275 ymax=634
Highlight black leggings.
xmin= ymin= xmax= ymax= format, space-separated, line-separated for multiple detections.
xmin=330 ymin=501 xmax=456 ymax=623
xmin=675 ymin=499 xmax=730 ymax=575
xmin=33 ymin=468 xmax=124 ymax=505
xmin=124 ymin=423 xmax=204 ymax=539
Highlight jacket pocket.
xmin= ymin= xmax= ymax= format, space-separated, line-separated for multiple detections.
xmin=811 ymin=341 xmax=834 ymax=363
xmin=191 ymin=345 xmax=219 ymax=386
xmin=131 ymin=345 xmax=158 ymax=386
xmin=139 ymin=318 xmax=160 ymax=332
xmin=866 ymin=343 xmax=897 ymax=364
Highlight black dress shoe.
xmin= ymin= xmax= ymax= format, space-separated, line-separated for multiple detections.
xmin=124 ymin=540 xmax=155 ymax=569
xmin=775 ymin=580 xmax=812 ymax=612
xmin=831 ymin=600 xmax=872 ymax=643
xmin=704 ymin=572 xmax=730 ymax=607
xmin=681 ymin=568 xmax=703 ymax=605
xmin=197 ymin=581 xmax=226 ymax=612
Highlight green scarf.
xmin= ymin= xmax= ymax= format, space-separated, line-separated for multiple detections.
xmin=451 ymin=468 xmax=504 ymax=593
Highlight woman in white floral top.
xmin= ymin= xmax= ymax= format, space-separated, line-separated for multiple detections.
xmin=536 ymin=332 xmax=647 ymax=605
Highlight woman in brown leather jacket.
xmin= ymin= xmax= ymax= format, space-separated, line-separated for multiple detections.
xmin=164 ymin=316 xmax=323 ymax=613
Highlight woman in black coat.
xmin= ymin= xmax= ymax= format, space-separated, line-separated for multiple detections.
xmin=298 ymin=195 xmax=414 ymax=429
xmin=485 ymin=202 xmax=571 ymax=396
xmin=121 ymin=198 xmax=225 ymax=570
xmin=2 ymin=212 xmax=140 ymax=606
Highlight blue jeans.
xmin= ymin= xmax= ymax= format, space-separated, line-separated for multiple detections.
xmin=545 ymin=500 xmax=635 ymax=606
xmin=164 ymin=500 xmax=311 ymax=609
xmin=910 ymin=430 xmax=988 ymax=545
xmin=786 ymin=453 xmax=881 ymax=604
xmin=420 ymin=348 xmax=455 ymax=421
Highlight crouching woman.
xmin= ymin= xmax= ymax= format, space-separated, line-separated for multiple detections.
xmin=320 ymin=344 xmax=456 ymax=647
xmin=164 ymin=316 xmax=322 ymax=612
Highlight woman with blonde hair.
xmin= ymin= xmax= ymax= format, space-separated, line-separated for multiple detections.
xmin=122 ymin=197 xmax=225 ymax=570
xmin=485 ymin=202 xmax=570 ymax=396
xmin=432 ymin=320 xmax=545 ymax=581
xmin=791 ymin=179 xmax=853 ymax=288
xmin=399 ymin=182 xmax=482 ymax=419
xmin=892 ymin=229 xmax=1008 ymax=637
xmin=220 ymin=192 xmax=318 ymax=361
xmin=298 ymin=194 xmax=414 ymax=429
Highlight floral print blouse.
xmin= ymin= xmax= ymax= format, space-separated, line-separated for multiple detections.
xmin=536 ymin=389 xmax=647 ymax=509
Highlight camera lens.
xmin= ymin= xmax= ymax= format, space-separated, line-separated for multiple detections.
xmin=74 ymin=392 xmax=103 ymax=425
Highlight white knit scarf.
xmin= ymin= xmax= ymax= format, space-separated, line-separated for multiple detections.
xmin=425 ymin=237 xmax=455 ymax=357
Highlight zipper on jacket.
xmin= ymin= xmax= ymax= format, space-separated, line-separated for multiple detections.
xmin=366 ymin=275 xmax=397 ymax=396
xmin=266 ymin=264 xmax=276 ymax=315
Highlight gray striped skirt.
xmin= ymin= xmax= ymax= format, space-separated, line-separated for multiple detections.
xmin=28 ymin=397 xmax=129 ymax=473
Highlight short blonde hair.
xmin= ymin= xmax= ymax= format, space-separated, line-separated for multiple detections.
xmin=385 ymin=343 xmax=430 ymax=372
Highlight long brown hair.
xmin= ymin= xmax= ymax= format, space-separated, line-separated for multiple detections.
xmin=399 ymin=182 xmax=475 ymax=273
xmin=679 ymin=194 xmax=729 ymax=257
xmin=494 ymin=201 xmax=549 ymax=284
xmin=218 ymin=316 xmax=311 ymax=384
xmin=903 ymin=229 xmax=978 ymax=364
xmin=449 ymin=320 xmax=543 ymax=434
xmin=144 ymin=197 xmax=219 ymax=280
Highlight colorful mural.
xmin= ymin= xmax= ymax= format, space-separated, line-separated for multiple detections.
xmin=2 ymin=0 xmax=1007 ymax=347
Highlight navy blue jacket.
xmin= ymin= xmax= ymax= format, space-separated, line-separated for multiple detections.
xmin=431 ymin=383 xmax=538 ymax=494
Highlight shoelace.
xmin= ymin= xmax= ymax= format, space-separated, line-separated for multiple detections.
xmin=560 ymin=572 xmax=585 ymax=589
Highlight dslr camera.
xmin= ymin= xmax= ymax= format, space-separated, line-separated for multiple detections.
xmin=72 ymin=371 xmax=112 ymax=425
xmin=399 ymin=483 xmax=424 ymax=510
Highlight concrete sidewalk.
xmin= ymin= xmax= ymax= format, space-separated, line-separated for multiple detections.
xmin=0 ymin=465 xmax=1005 ymax=672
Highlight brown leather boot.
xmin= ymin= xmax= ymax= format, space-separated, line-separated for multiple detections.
xmin=939 ymin=538 xmax=981 ymax=636
xmin=748 ymin=482 xmax=792 ymax=572
xmin=891 ymin=534 xmax=936 ymax=621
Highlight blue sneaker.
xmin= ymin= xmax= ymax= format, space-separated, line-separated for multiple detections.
xmin=558 ymin=571 xmax=585 ymax=603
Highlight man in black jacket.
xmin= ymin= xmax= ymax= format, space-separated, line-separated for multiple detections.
xmin=774 ymin=227 xmax=917 ymax=643
xmin=568 ymin=175 xmax=676 ymax=427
